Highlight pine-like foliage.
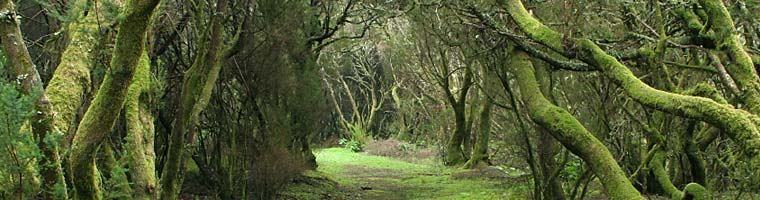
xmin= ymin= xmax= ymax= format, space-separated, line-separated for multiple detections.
xmin=0 ymin=81 xmax=42 ymax=199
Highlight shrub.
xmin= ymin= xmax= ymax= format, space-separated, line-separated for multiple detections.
xmin=247 ymin=146 xmax=306 ymax=199
xmin=0 ymin=82 xmax=42 ymax=199
xmin=363 ymin=139 xmax=436 ymax=163
xmin=364 ymin=138 xmax=403 ymax=157
xmin=339 ymin=138 xmax=363 ymax=152
xmin=339 ymin=123 xmax=371 ymax=152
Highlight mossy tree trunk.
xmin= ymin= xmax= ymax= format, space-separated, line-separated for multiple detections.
xmin=509 ymin=50 xmax=644 ymax=200
xmin=0 ymin=0 xmax=67 ymax=198
xmin=444 ymin=63 xmax=474 ymax=165
xmin=159 ymin=0 xmax=230 ymax=198
xmin=126 ymin=52 xmax=157 ymax=199
xmin=698 ymin=0 xmax=760 ymax=115
xmin=68 ymin=0 xmax=161 ymax=198
xmin=464 ymin=64 xmax=495 ymax=169
xmin=533 ymin=59 xmax=566 ymax=200
xmin=46 ymin=0 xmax=99 ymax=150
xmin=463 ymin=95 xmax=492 ymax=169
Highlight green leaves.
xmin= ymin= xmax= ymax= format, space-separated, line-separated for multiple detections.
xmin=0 ymin=82 xmax=42 ymax=198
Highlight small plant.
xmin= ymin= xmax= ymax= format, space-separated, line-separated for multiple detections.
xmin=397 ymin=142 xmax=419 ymax=153
xmin=339 ymin=138 xmax=362 ymax=152
xmin=339 ymin=123 xmax=370 ymax=152
xmin=560 ymin=158 xmax=582 ymax=183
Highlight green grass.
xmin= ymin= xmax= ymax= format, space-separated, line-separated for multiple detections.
xmin=302 ymin=147 xmax=531 ymax=199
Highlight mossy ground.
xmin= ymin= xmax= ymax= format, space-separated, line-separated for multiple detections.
xmin=279 ymin=148 xmax=531 ymax=200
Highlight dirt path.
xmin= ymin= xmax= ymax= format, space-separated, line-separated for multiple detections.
xmin=308 ymin=148 xmax=531 ymax=200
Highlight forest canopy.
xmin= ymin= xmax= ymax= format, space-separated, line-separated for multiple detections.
xmin=1 ymin=0 xmax=760 ymax=199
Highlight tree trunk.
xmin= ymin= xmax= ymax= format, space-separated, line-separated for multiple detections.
xmin=160 ymin=0 xmax=228 ymax=198
xmin=445 ymin=65 xmax=473 ymax=165
xmin=463 ymin=96 xmax=492 ymax=169
xmin=68 ymin=0 xmax=160 ymax=198
xmin=46 ymin=0 xmax=98 ymax=150
xmin=126 ymin=52 xmax=157 ymax=199
xmin=534 ymin=59 xmax=566 ymax=200
xmin=464 ymin=63 xmax=496 ymax=169
xmin=509 ymin=50 xmax=644 ymax=199
xmin=464 ymin=93 xmax=478 ymax=157
xmin=445 ymin=102 xmax=468 ymax=165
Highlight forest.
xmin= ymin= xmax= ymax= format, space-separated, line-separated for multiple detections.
xmin=1 ymin=0 xmax=760 ymax=199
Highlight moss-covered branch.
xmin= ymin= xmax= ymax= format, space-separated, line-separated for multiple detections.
xmin=502 ymin=1 xmax=760 ymax=183
xmin=698 ymin=0 xmax=760 ymax=114
xmin=510 ymin=50 xmax=644 ymax=200
xmin=649 ymin=151 xmax=708 ymax=199
xmin=751 ymin=53 xmax=760 ymax=68
xmin=68 ymin=0 xmax=160 ymax=199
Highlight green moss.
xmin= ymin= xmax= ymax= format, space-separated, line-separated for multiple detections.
xmin=570 ymin=38 xmax=760 ymax=160
xmin=502 ymin=0 xmax=564 ymax=53
xmin=46 ymin=5 xmax=97 ymax=138
xmin=751 ymin=54 xmax=760 ymax=67
xmin=682 ymin=183 xmax=709 ymax=200
xmin=650 ymin=151 xmax=684 ymax=199
xmin=444 ymin=106 xmax=468 ymax=167
xmin=69 ymin=0 xmax=160 ymax=199
xmin=698 ymin=0 xmax=760 ymax=114
xmin=504 ymin=0 xmax=760 ymax=191
xmin=675 ymin=8 xmax=705 ymax=32
xmin=125 ymin=51 xmax=157 ymax=200
xmin=684 ymin=83 xmax=728 ymax=104
xmin=278 ymin=171 xmax=344 ymax=200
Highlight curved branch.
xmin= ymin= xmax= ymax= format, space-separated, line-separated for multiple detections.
xmin=510 ymin=50 xmax=644 ymax=200
xmin=502 ymin=0 xmax=760 ymax=162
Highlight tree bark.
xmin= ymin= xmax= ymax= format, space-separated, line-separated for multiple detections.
xmin=464 ymin=64 xmax=495 ymax=169
xmin=68 ymin=0 xmax=160 ymax=198
xmin=534 ymin=58 xmax=566 ymax=200
xmin=649 ymin=151 xmax=708 ymax=199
